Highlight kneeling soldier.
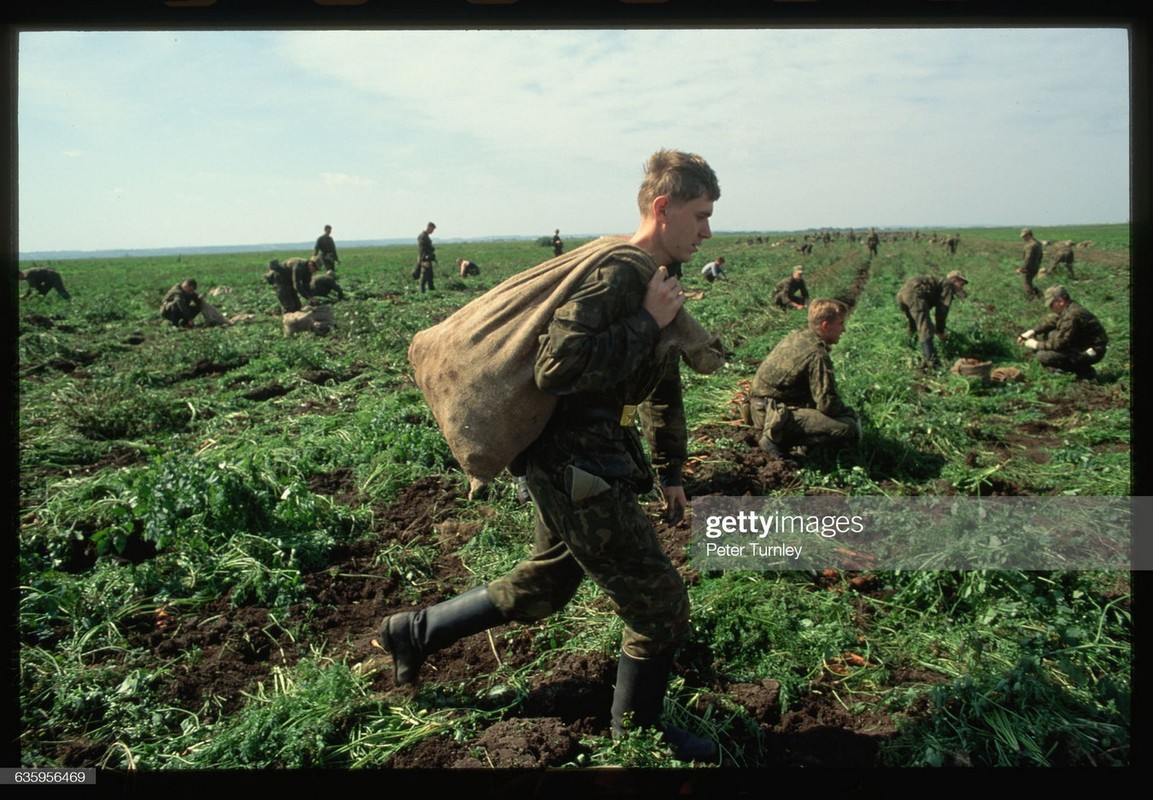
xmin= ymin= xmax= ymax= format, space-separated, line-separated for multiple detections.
xmin=749 ymin=298 xmax=861 ymax=459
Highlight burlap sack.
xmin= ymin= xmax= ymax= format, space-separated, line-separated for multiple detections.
xmin=283 ymin=304 xmax=334 ymax=337
xmin=409 ymin=237 xmax=725 ymax=494
xmin=199 ymin=299 xmax=228 ymax=327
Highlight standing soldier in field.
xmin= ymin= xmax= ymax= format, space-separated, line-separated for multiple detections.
xmin=748 ymin=298 xmax=861 ymax=460
xmin=896 ymin=270 xmax=969 ymax=368
xmin=160 ymin=278 xmax=204 ymax=328
xmin=1017 ymin=227 xmax=1043 ymax=300
xmin=552 ymin=228 xmax=564 ymax=257
xmin=1018 ymin=285 xmax=1107 ymax=379
xmin=946 ymin=233 xmax=960 ymax=254
xmin=19 ymin=267 xmax=71 ymax=300
xmin=771 ymin=265 xmax=810 ymax=310
xmin=314 ymin=225 xmax=339 ymax=274
xmin=416 ymin=222 xmax=437 ymax=293
xmin=866 ymin=227 xmax=880 ymax=258
xmin=375 ymin=149 xmax=722 ymax=762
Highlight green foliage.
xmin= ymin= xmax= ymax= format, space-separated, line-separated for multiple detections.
xmin=19 ymin=229 xmax=1131 ymax=769
xmin=184 ymin=657 xmax=366 ymax=768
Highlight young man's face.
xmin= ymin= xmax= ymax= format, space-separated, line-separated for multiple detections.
xmin=658 ymin=195 xmax=714 ymax=265
xmin=818 ymin=316 xmax=845 ymax=345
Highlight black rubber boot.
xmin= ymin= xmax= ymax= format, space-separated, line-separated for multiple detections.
xmin=610 ymin=652 xmax=719 ymax=763
xmin=378 ymin=586 xmax=505 ymax=686
xmin=920 ymin=340 xmax=941 ymax=369
xmin=758 ymin=435 xmax=785 ymax=460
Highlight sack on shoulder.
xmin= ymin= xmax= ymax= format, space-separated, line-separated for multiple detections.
xmin=408 ymin=237 xmax=726 ymax=497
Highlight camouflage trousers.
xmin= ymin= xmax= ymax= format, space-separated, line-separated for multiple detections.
xmin=898 ymin=298 xmax=935 ymax=344
xmin=486 ymin=459 xmax=690 ymax=660
xmin=749 ymin=396 xmax=860 ymax=450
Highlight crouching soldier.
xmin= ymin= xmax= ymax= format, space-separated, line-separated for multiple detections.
xmin=1019 ymin=285 xmax=1107 ymax=379
xmin=748 ymin=298 xmax=861 ymax=459
xmin=19 ymin=267 xmax=71 ymax=300
xmin=771 ymin=265 xmax=809 ymax=310
xmin=311 ymin=268 xmax=345 ymax=301
xmin=160 ymin=279 xmax=203 ymax=328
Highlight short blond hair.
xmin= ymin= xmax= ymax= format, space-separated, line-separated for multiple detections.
xmin=808 ymin=298 xmax=848 ymax=332
xmin=637 ymin=149 xmax=720 ymax=216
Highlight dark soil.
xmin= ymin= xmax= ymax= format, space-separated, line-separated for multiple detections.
xmin=43 ymin=379 xmax=1124 ymax=771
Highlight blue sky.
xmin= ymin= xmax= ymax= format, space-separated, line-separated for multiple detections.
xmin=18 ymin=27 xmax=1131 ymax=253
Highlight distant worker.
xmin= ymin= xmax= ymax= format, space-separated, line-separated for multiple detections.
xmin=265 ymin=257 xmax=318 ymax=312
xmin=19 ymin=267 xmax=71 ymax=300
xmin=314 ymin=225 xmax=339 ymax=273
xmin=866 ymin=227 xmax=880 ymax=258
xmin=1017 ymin=228 xmax=1043 ymax=300
xmin=1046 ymin=243 xmax=1076 ymax=280
xmin=416 ymin=222 xmax=437 ymax=293
xmin=748 ymin=298 xmax=861 ymax=460
xmin=160 ymin=278 xmax=204 ymax=328
xmin=457 ymin=258 xmax=480 ymax=278
xmin=311 ymin=268 xmax=346 ymax=301
xmin=771 ymin=265 xmax=809 ymax=310
xmin=700 ymin=256 xmax=727 ymax=283
xmin=552 ymin=229 xmax=564 ymax=257
xmin=896 ymin=270 xmax=969 ymax=368
xmin=1019 ymin=285 xmax=1107 ymax=379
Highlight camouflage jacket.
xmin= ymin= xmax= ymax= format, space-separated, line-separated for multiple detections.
xmin=278 ymin=258 xmax=315 ymax=302
xmin=160 ymin=284 xmax=202 ymax=319
xmin=772 ymin=276 xmax=809 ymax=306
xmin=418 ymin=230 xmax=436 ymax=263
xmin=897 ymin=275 xmax=960 ymax=335
xmin=1021 ymin=239 xmax=1043 ymax=275
xmin=750 ymin=328 xmax=851 ymax=419
xmin=531 ymin=258 xmax=686 ymax=489
xmin=1033 ymin=301 xmax=1108 ymax=352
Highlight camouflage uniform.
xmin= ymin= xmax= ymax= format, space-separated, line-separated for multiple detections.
xmin=1050 ymin=247 xmax=1075 ymax=279
xmin=417 ymin=229 xmax=436 ymax=293
xmin=314 ymin=231 xmax=339 ymax=273
xmin=771 ymin=275 xmax=809 ymax=310
xmin=265 ymin=258 xmax=314 ymax=312
xmin=311 ymin=270 xmax=345 ymax=301
xmin=866 ymin=230 xmax=879 ymax=257
xmin=748 ymin=328 xmax=859 ymax=450
xmin=486 ymin=256 xmax=689 ymax=659
xmin=21 ymin=267 xmax=71 ymax=300
xmin=1030 ymin=301 xmax=1107 ymax=376
xmin=159 ymin=283 xmax=202 ymax=327
xmin=897 ymin=274 xmax=962 ymax=364
xmin=1020 ymin=238 xmax=1043 ymax=299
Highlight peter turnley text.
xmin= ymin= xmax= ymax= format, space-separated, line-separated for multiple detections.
xmin=704 ymin=512 xmax=865 ymax=539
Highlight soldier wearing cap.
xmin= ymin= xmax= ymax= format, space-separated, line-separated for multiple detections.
xmin=1018 ymin=285 xmax=1107 ymax=378
xmin=896 ymin=270 xmax=969 ymax=368
xmin=748 ymin=298 xmax=860 ymax=459
xmin=1017 ymin=228 xmax=1043 ymax=300
xmin=771 ymin=265 xmax=809 ymax=310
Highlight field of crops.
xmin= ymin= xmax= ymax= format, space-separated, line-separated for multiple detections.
xmin=18 ymin=225 xmax=1131 ymax=777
